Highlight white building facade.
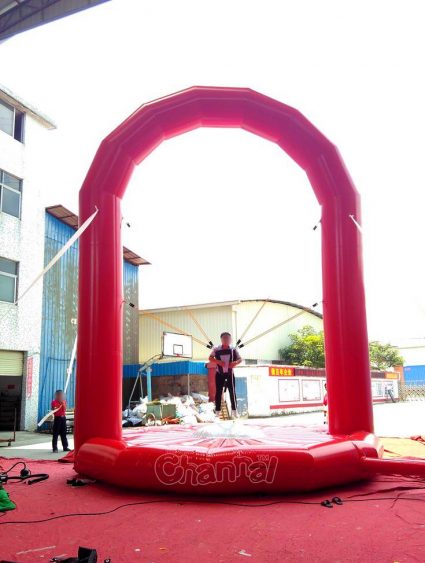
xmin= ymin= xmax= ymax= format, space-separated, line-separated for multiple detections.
xmin=0 ymin=84 xmax=55 ymax=431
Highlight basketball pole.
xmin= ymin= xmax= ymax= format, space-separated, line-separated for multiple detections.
xmin=147 ymin=366 xmax=152 ymax=401
xmin=126 ymin=354 xmax=162 ymax=413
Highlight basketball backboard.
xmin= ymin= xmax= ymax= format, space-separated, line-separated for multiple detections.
xmin=162 ymin=332 xmax=193 ymax=359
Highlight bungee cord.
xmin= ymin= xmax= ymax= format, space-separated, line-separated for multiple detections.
xmin=183 ymin=308 xmax=214 ymax=349
xmin=140 ymin=311 xmax=208 ymax=347
xmin=237 ymin=302 xmax=320 ymax=349
xmin=235 ymin=299 xmax=269 ymax=347
xmin=140 ymin=300 xmax=322 ymax=354
xmin=238 ymin=310 xmax=305 ymax=348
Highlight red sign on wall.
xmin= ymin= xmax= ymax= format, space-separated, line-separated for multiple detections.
xmin=26 ymin=356 xmax=33 ymax=398
xmin=269 ymin=366 xmax=294 ymax=377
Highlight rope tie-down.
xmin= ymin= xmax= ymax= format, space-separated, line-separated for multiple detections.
xmin=0 ymin=207 xmax=98 ymax=327
xmin=35 ymin=209 xmax=98 ymax=427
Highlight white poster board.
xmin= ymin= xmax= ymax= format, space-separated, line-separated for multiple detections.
xmin=247 ymin=371 xmax=270 ymax=417
xmin=278 ymin=379 xmax=300 ymax=402
xmin=301 ymin=379 xmax=322 ymax=401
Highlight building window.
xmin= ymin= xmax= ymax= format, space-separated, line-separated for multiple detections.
xmin=0 ymin=100 xmax=25 ymax=142
xmin=0 ymin=170 xmax=22 ymax=218
xmin=0 ymin=257 xmax=18 ymax=303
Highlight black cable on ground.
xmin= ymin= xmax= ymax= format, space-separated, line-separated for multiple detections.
xmin=1 ymin=462 xmax=49 ymax=485
xmin=0 ymin=461 xmax=27 ymax=475
xmin=0 ymin=494 xmax=424 ymax=525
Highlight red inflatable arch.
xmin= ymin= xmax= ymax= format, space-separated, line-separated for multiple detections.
xmin=74 ymin=87 xmax=425 ymax=493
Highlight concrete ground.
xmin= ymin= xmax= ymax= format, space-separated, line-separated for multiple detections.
xmin=0 ymin=401 xmax=423 ymax=461
xmin=250 ymin=401 xmax=425 ymax=437
xmin=0 ymin=430 xmax=74 ymax=460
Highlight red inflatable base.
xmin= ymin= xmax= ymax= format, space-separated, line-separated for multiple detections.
xmin=74 ymin=424 xmax=383 ymax=495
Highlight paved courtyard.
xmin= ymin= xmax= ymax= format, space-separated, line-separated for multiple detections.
xmin=0 ymin=430 xmax=75 ymax=460
xmin=0 ymin=402 xmax=423 ymax=461
xmin=253 ymin=401 xmax=425 ymax=437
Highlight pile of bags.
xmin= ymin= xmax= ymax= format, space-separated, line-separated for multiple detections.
xmin=122 ymin=393 xmax=217 ymax=426
xmin=122 ymin=397 xmax=149 ymax=426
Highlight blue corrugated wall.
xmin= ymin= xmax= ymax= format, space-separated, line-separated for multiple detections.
xmin=404 ymin=365 xmax=425 ymax=383
xmin=123 ymin=361 xmax=208 ymax=378
xmin=39 ymin=215 xmax=79 ymax=420
xmin=38 ymin=213 xmax=140 ymax=421
xmin=123 ymin=261 xmax=139 ymax=364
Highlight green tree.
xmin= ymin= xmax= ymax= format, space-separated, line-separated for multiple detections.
xmin=279 ymin=325 xmax=325 ymax=367
xmin=368 ymin=341 xmax=404 ymax=371
xmin=279 ymin=325 xmax=404 ymax=370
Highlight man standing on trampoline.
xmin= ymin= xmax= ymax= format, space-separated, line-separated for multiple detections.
xmin=209 ymin=332 xmax=242 ymax=418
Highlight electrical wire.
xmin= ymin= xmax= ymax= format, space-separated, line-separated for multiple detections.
xmin=343 ymin=496 xmax=425 ymax=503
xmin=0 ymin=494 xmax=423 ymax=525
xmin=1 ymin=462 xmax=49 ymax=486
xmin=1 ymin=461 xmax=26 ymax=475
xmin=0 ymin=499 xmax=322 ymax=525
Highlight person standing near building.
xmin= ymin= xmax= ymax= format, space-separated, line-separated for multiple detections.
xmin=209 ymin=332 xmax=242 ymax=418
xmin=51 ymin=390 xmax=71 ymax=453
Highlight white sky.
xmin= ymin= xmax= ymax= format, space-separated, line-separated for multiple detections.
xmin=1 ymin=0 xmax=424 ymax=342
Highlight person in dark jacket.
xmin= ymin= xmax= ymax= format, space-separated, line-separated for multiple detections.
xmin=209 ymin=332 xmax=242 ymax=418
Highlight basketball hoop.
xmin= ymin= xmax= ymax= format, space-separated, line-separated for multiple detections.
xmin=162 ymin=332 xmax=193 ymax=359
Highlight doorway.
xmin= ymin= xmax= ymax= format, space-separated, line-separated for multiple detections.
xmin=0 ymin=350 xmax=23 ymax=431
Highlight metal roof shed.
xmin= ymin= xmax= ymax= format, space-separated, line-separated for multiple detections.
xmin=0 ymin=0 xmax=111 ymax=42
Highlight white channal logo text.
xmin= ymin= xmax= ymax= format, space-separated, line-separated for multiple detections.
xmin=154 ymin=453 xmax=278 ymax=486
